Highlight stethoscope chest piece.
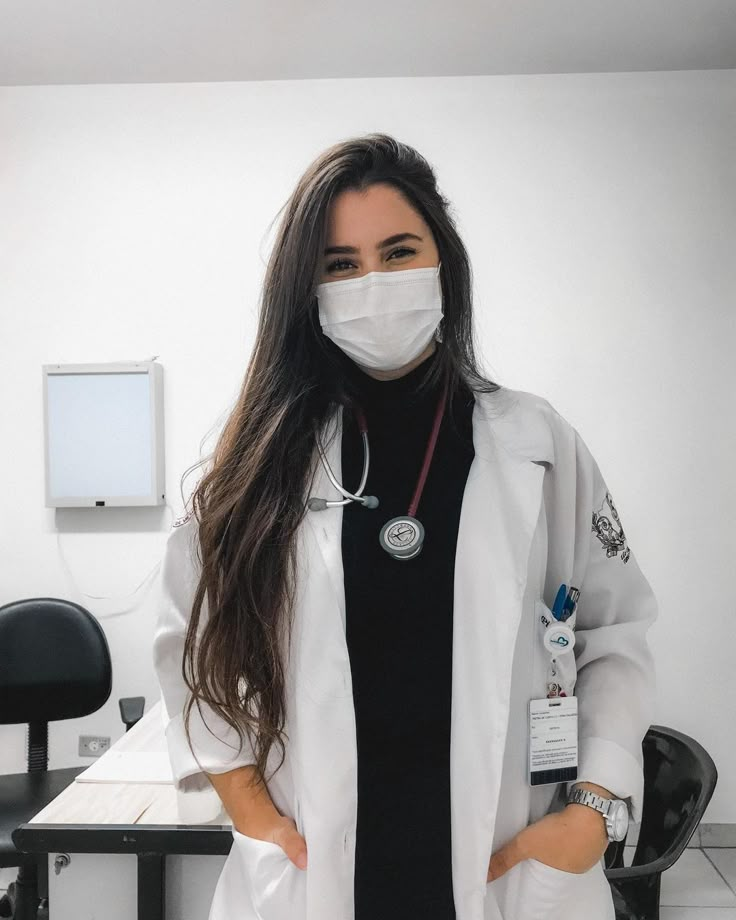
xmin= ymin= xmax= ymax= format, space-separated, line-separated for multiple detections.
xmin=379 ymin=515 xmax=425 ymax=560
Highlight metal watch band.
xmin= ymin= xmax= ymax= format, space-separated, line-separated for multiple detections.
xmin=569 ymin=788 xmax=612 ymax=813
xmin=567 ymin=787 xmax=629 ymax=842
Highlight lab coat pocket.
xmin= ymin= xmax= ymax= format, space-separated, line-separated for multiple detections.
xmin=231 ymin=828 xmax=307 ymax=920
xmin=513 ymin=857 xmax=580 ymax=920
xmin=513 ymin=857 xmax=615 ymax=920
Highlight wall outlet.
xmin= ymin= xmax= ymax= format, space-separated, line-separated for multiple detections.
xmin=79 ymin=735 xmax=111 ymax=757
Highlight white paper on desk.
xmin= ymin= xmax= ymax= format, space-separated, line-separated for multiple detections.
xmin=74 ymin=751 xmax=175 ymax=784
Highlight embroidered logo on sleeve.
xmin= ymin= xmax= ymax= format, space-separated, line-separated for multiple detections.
xmin=592 ymin=491 xmax=631 ymax=563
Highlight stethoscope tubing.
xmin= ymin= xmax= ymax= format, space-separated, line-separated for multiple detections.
xmin=309 ymin=379 xmax=448 ymax=513
xmin=313 ymin=420 xmax=371 ymax=507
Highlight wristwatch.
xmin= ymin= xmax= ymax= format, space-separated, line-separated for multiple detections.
xmin=566 ymin=787 xmax=630 ymax=842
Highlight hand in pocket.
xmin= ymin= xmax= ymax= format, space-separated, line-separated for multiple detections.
xmin=487 ymin=806 xmax=607 ymax=881
xmin=235 ymin=814 xmax=308 ymax=870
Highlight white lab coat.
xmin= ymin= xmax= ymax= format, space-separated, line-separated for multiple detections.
xmin=152 ymin=385 xmax=658 ymax=920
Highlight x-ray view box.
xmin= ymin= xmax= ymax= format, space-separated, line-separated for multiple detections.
xmin=42 ymin=361 xmax=165 ymax=508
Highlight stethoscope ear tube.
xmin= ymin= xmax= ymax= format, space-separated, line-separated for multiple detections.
xmin=309 ymin=417 xmax=379 ymax=509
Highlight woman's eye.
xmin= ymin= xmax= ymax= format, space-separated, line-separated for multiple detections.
xmin=388 ymin=247 xmax=415 ymax=260
xmin=326 ymin=248 xmax=416 ymax=274
xmin=326 ymin=259 xmax=353 ymax=272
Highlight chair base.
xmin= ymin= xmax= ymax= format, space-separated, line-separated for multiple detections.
xmin=0 ymin=856 xmax=49 ymax=920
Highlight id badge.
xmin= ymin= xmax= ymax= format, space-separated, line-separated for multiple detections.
xmin=528 ymin=696 xmax=578 ymax=786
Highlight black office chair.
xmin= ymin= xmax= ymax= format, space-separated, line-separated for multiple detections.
xmin=604 ymin=724 xmax=718 ymax=920
xmin=0 ymin=598 xmax=146 ymax=920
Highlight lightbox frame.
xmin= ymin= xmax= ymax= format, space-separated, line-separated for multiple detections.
xmin=42 ymin=360 xmax=165 ymax=508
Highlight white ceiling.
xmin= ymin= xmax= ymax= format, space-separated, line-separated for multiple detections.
xmin=1 ymin=0 xmax=735 ymax=87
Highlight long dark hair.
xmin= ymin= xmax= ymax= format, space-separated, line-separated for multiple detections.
xmin=180 ymin=132 xmax=502 ymax=788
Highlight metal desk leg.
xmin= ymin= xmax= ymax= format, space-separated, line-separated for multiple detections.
xmin=138 ymin=852 xmax=165 ymax=920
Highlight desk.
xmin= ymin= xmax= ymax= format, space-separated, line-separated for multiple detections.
xmin=12 ymin=703 xmax=231 ymax=920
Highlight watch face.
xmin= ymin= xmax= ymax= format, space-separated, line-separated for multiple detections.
xmin=612 ymin=801 xmax=629 ymax=840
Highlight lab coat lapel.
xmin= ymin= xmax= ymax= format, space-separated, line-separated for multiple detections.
xmin=305 ymin=405 xmax=347 ymax=634
xmin=450 ymin=391 xmax=553 ymax=918
xmin=302 ymin=389 xmax=554 ymax=920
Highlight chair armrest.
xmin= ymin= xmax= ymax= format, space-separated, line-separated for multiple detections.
xmin=119 ymin=696 xmax=146 ymax=731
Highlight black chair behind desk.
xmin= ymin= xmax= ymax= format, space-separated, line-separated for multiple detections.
xmin=604 ymin=724 xmax=718 ymax=920
xmin=0 ymin=597 xmax=145 ymax=920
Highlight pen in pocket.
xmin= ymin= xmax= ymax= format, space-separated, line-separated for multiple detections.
xmin=559 ymin=587 xmax=580 ymax=622
xmin=551 ymin=584 xmax=567 ymax=620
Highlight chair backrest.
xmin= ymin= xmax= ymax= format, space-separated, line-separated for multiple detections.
xmin=636 ymin=724 xmax=718 ymax=866
xmin=0 ymin=598 xmax=112 ymax=724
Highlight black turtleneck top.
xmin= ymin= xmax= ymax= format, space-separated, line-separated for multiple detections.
xmin=340 ymin=345 xmax=476 ymax=920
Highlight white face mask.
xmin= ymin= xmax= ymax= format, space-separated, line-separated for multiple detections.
xmin=315 ymin=263 xmax=444 ymax=371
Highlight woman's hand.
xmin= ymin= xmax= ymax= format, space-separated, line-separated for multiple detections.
xmin=209 ymin=765 xmax=308 ymax=870
xmin=487 ymin=803 xmax=609 ymax=882
xmin=236 ymin=814 xmax=309 ymax=870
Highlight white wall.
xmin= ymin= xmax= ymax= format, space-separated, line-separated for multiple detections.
xmin=1 ymin=69 xmax=734 ymax=819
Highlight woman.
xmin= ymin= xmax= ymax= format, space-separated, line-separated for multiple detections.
xmin=153 ymin=133 xmax=658 ymax=920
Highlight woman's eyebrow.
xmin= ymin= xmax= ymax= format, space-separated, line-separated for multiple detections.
xmin=323 ymin=232 xmax=423 ymax=256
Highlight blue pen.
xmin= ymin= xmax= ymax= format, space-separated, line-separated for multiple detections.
xmin=560 ymin=587 xmax=580 ymax=622
xmin=551 ymin=584 xmax=567 ymax=620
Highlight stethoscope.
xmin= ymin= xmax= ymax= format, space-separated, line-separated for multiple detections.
xmin=307 ymin=380 xmax=449 ymax=560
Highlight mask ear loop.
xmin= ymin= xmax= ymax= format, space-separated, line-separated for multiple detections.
xmin=435 ymin=260 xmax=444 ymax=342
